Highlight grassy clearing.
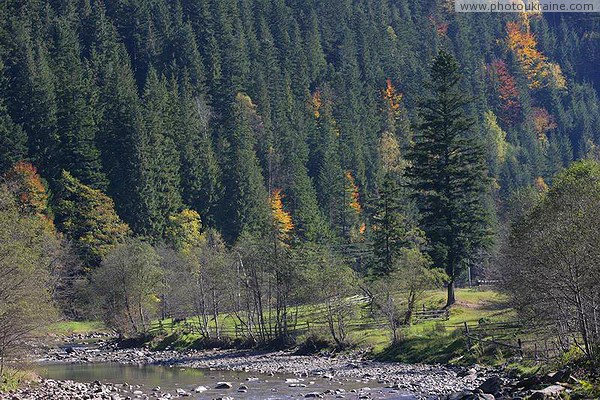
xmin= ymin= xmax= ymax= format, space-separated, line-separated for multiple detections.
xmin=46 ymin=320 xmax=107 ymax=336
xmin=41 ymin=289 xmax=513 ymax=365
xmin=144 ymin=288 xmax=513 ymax=365
xmin=371 ymin=288 xmax=514 ymax=364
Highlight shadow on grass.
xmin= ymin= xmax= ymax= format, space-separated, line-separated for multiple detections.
xmin=373 ymin=329 xmax=466 ymax=364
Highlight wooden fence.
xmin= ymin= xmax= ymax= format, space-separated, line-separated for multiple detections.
xmin=148 ymin=304 xmax=451 ymax=339
xmin=460 ymin=320 xmax=573 ymax=361
xmin=150 ymin=309 xmax=573 ymax=362
xmin=414 ymin=305 xmax=450 ymax=322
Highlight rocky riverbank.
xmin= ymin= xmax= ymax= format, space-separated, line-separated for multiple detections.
xmin=4 ymin=335 xmax=579 ymax=400
xmin=3 ymin=379 xmax=133 ymax=400
xmin=38 ymin=341 xmax=489 ymax=397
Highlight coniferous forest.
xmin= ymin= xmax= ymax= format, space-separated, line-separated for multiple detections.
xmin=3 ymin=0 xmax=600 ymax=249
xmin=3 ymin=0 xmax=600 ymax=395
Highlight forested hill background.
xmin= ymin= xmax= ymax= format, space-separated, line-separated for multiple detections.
xmin=1 ymin=0 xmax=600 ymax=247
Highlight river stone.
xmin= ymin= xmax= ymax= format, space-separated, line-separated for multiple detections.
xmin=176 ymin=388 xmax=191 ymax=396
xmin=478 ymin=376 xmax=503 ymax=394
xmin=529 ymin=385 xmax=566 ymax=400
xmin=305 ymin=392 xmax=324 ymax=398
xmin=515 ymin=375 xmax=542 ymax=390
xmin=195 ymin=385 xmax=209 ymax=392
xmin=215 ymin=382 xmax=233 ymax=389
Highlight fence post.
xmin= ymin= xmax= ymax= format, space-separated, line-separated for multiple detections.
xmin=464 ymin=322 xmax=471 ymax=351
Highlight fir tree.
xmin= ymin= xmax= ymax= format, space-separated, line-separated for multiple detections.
xmin=407 ymin=51 xmax=491 ymax=307
xmin=51 ymin=16 xmax=107 ymax=189
xmin=221 ymin=93 xmax=270 ymax=242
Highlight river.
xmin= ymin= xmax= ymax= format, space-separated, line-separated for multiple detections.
xmin=36 ymin=362 xmax=418 ymax=399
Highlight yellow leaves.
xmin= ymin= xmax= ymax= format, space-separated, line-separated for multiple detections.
xmin=547 ymin=63 xmax=567 ymax=90
xmin=4 ymin=161 xmax=48 ymax=216
xmin=270 ymin=188 xmax=294 ymax=242
xmin=3 ymin=161 xmax=55 ymax=232
xmin=535 ymin=176 xmax=549 ymax=193
xmin=383 ymin=79 xmax=402 ymax=113
xmin=166 ymin=209 xmax=204 ymax=253
xmin=379 ymin=131 xmax=406 ymax=174
xmin=386 ymin=26 xmax=398 ymax=41
xmin=506 ymin=20 xmax=566 ymax=91
xmin=311 ymin=90 xmax=322 ymax=119
xmin=484 ymin=111 xmax=508 ymax=164
xmin=345 ymin=171 xmax=362 ymax=214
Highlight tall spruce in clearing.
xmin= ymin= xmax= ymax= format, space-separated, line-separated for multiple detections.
xmin=407 ymin=51 xmax=491 ymax=307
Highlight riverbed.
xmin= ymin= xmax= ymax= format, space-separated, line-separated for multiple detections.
xmin=3 ymin=336 xmax=492 ymax=399
xmin=34 ymin=362 xmax=417 ymax=399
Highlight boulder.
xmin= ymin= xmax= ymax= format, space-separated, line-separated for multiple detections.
xmin=305 ymin=392 xmax=324 ymax=398
xmin=446 ymin=391 xmax=495 ymax=400
xmin=515 ymin=375 xmax=542 ymax=390
xmin=478 ymin=376 xmax=503 ymax=395
xmin=529 ymin=385 xmax=566 ymax=400
xmin=545 ymin=369 xmax=573 ymax=384
xmin=215 ymin=382 xmax=233 ymax=389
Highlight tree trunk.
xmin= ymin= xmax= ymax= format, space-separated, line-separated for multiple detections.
xmin=446 ymin=280 xmax=456 ymax=308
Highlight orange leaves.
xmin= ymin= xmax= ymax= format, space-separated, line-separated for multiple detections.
xmin=343 ymin=171 xmax=366 ymax=241
xmin=506 ymin=20 xmax=566 ymax=90
xmin=381 ymin=79 xmax=408 ymax=146
xmin=344 ymin=171 xmax=362 ymax=215
xmin=383 ymin=79 xmax=403 ymax=113
xmin=270 ymin=188 xmax=294 ymax=241
xmin=532 ymin=107 xmax=557 ymax=146
xmin=3 ymin=161 xmax=52 ymax=228
xmin=488 ymin=59 xmax=522 ymax=126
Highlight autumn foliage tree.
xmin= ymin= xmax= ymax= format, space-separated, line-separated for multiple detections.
xmin=531 ymin=107 xmax=557 ymax=147
xmin=342 ymin=171 xmax=365 ymax=242
xmin=488 ymin=59 xmax=522 ymax=127
xmin=270 ymin=189 xmax=294 ymax=243
xmin=506 ymin=19 xmax=566 ymax=90
xmin=165 ymin=209 xmax=204 ymax=254
xmin=54 ymin=171 xmax=130 ymax=268
xmin=2 ymin=161 xmax=52 ymax=222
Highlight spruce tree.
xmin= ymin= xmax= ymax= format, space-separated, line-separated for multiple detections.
xmin=221 ymin=93 xmax=270 ymax=242
xmin=171 ymin=76 xmax=221 ymax=227
xmin=372 ymin=173 xmax=409 ymax=275
xmin=407 ymin=51 xmax=491 ymax=307
xmin=0 ymin=60 xmax=26 ymax=171
xmin=51 ymin=17 xmax=107 ymax=189
xmin=136 ymin=69 xmax=183 ymax=238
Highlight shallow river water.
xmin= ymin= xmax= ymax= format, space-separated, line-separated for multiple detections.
xmin=37 ymin=362 xmax=418 ymax=399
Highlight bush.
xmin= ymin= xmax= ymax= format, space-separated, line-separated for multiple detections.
xmin=296 ymin=332 xmax=334 ymax=355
